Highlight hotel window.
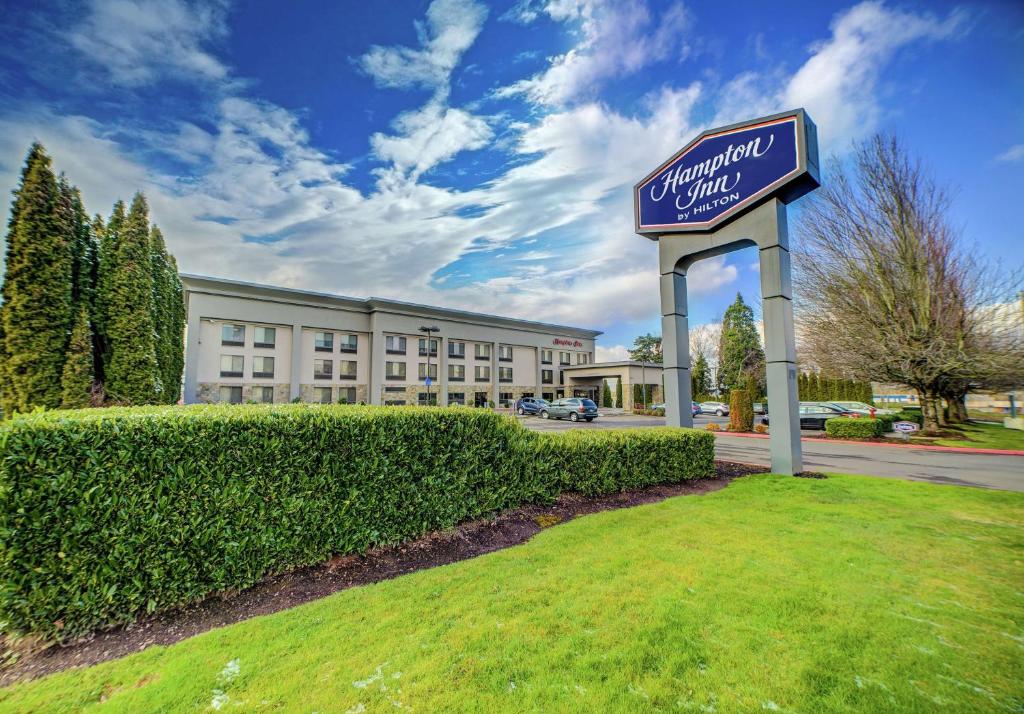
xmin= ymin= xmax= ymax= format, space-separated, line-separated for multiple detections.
xmin=448 ymin=341 xmax=465 ymax=359
xmin=417 ymin=392 xmax=438 ymax=406
xmin=449 ymin=364 xmax=465 ymax=381
xmin=315 ymin=331 xmax=333 ymax=352
xmin=498 ymin=345 xmax=513 ymax=362
xmin=559 ymin=351 xmax=571 ymax=365
xmin=338 ymin=387 xmax=357 ymax=404
xmin=313 ymin=387 xmax=332 ymax=404
xmin=418 ymin=362 xmax=438 ymax=380
xmin=576 ymin=352 xmax=590 ymax=365
xmin=474 ymin=343 xmax=491 ymax=360
xmin=252 ymin=356 xmax=275 ymax=378
xmin=254 ymin=326 xmax=276 ymax=348
xmin=499 ymin=367 xmax=513 ymax=383
xmin=384 ymin=399 xmax=406 ymax=406
xmin=541 ymin=369 xmax=553 ymax=384
xmin=339 ymin=360 xmax=358 ymax=380
xmin=221 ymin=324 xmax=245 ymax=346
xmin=386 ymin=361 xmax=406 ymax=380
xmin=499 ymin=392 xmax=514 ymax=407
xmin=220 ymin=354 xmax=243 ymax=378
xmin=541 ymin=349 xmax=553 ymax=365
xmin=252 ymin=386 xmax=274 ymax=404
xmin=542 ymin=391 xmax=555 ymax=402
xmin=418 ymin=337 xmax=438 ymax=357
xmin=339 ymin=334 xmax=358 ymax=353
xmin=314 ymin=359 xmax=333 ymax=380
xmin=384 ymin=386 xmax=405 ymax=393
xmin=386 ymin=335 xmax=407 ymax=354
xmin=475 ymin=365 xmax=491 ymax=382
xmin=219 ymin=385 xmax=242 ymax=404
xmin=448 ymin=392 xmax=465 ymax=405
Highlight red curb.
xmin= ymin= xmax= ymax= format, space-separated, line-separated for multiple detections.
xmin=711 ymin=430 xmax=1024 ymax=456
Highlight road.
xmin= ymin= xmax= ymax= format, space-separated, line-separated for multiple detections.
xmin=519 ymin=413 xmax=1024 ymax=492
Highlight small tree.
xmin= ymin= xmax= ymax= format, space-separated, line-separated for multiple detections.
xmin=628 ymin=333 xmax=662 ymax=408
xmin=615 ymin=378 xmax=623 ymax=408
xmin=602 ymin=380 xmax=612 ymax=408
xmin=729 ymin=389 xmax=754 ymax=432
xmin=60 ymin=306 xmax=94 ymax=409
xmin=717 ymin=294 xmax=765 ymax=397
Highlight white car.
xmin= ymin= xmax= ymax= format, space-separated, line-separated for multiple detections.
xmin=830 ymin=401 xmax=897 ymax=416
xmin=700 ymin=401 xmax=730 ymax=416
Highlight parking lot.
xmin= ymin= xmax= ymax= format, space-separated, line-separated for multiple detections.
xmin=517 ymin=411 xmax=732 ymax=432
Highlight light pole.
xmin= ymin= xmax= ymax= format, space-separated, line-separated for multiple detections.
xmin=419 ymin=325 xmax=440 ymax=406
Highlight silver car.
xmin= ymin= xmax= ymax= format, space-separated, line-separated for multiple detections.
xmin=700 ymin=401 xmax=730 ymax=416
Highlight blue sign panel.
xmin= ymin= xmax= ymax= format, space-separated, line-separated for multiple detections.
xmin=635 ymin=114 xmax=804 ymax=232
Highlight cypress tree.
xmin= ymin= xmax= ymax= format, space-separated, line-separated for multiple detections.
xmin=717 ymin=293 xmax=765 ymax=395
xmin=1 ymin=143 xmax=73 ymax=412
xmin=150 ymin=226 xmax=185 ymax=403
xmin=95 ymin=201 xmax=124 ymax=379
xmin=105 ymin=193 xmax=161 ymax=404
xmin=615 ymin=378 xmax=623 ymax=408
xmin=60 ymin=306 xmax=94 ymax=409
xmin=602 ymin=379 xmax=612 ymax=408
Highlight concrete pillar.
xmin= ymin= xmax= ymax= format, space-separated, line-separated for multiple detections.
xmin=183 ymin=304 xmax=201 ymax=403
xmin=438 ymin=336 xmax=448 ymax=406
xmin=368 ymin=318 xmax=384 ymax=406
xmin=491 ymin=341 xmax=499 ymax=408
xmin=659 ymin=259 xmax=693 ymax=427
xmin=760 ymin=241 xmax=803 ymax=474
xmin=289 ymin=323 xmax=303 ymax=401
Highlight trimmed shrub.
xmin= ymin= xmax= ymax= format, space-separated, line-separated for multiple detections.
xmin=728 ymin=389 xmax=754 ymax=432
xmin=0 ymin=404 xmax=713 ymax=640
xmin=825 ymin=417 xmax=885 ymax=439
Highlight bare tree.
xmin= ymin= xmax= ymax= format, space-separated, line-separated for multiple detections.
xmin=794 ymin=135 xmax=1023 ymax=433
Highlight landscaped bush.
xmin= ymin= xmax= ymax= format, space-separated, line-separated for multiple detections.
xmin=728 ymin=389 xmax=754 ymax=432
xmin=825 ymin=417 xmax=886 ymax=439
xmin=0 ymin=404 xmax=714 ymax=640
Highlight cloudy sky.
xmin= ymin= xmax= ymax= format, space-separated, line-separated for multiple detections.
xmin=1 ymin=0 xmax=1021 ymax=359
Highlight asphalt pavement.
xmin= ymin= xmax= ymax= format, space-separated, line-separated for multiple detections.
xmin=518 ymin=412 xmax=1024 ymax=492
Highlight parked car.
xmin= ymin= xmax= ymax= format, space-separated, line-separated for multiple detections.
xmin=514 ymin=396 xmax=549 ymax=415
xmin=753 ymin=402 xmax=766 ymax=415
xmin=540 ymin=398 xmax=599 ymax=422
xmin=761 ymin=402 xmax=854 ymax=430
xmin=649 ymin=402 xmax=666 ymax=411
xmin=830 ymin=401 xmax=897 ymax=416
xmin=700 ymin=401 xmax=730 ymax=416
xmin=692 ymin=402 xmax=701 ymax=417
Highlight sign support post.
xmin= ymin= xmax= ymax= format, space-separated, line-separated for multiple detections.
xmin=634 ymin=109 xmax=820 ymax=476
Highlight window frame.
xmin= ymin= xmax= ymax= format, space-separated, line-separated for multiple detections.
xmin=252 ymin=355 xmax=275 ymax=379
xmin=385 ymin=361 xmax=407 ymax=380
xmin=221 ymin=324 xmax=245 ymax=347
xmin=314 ymin=331 xmax=334 ymax=352
xmin=219 ymin=354 xmax=244 ymax=378
xmin=253 ymin=326 xmax=276 ymax=349
xmin=313 ymin=358 xmax=333 ymax=380
xmin=386 ymin=335 xmax=407 ymax=355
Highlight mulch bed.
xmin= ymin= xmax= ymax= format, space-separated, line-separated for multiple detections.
xmin=0 ymin=461 xmax=762 ymax=686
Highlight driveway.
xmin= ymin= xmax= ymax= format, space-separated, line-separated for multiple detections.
xmin=518 ymin=413 xmax=1024 ymax=492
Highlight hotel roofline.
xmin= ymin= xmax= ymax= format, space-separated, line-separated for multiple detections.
xmin=181 ymin=273 xmax=603 ymax=340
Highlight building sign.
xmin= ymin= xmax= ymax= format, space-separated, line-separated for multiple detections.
xmin=553 ymin=338 xmax=584 ymax=348
xmin=634 ymin=109 xmax=819 ymax=234
xmin=892 ymin=421 xmax=920 ymax=433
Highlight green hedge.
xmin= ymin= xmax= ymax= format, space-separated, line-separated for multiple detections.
xmin=825 ymin=417 xmax=886 ymax=439
xmin=0 ymin=404 xmax=713 ymax=640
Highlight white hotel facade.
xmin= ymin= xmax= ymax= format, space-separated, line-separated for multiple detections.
xmin=182 ymin=274 xmax=601 ymax=407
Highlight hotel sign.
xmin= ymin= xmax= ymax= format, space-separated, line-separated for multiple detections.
xmin=553 ymin=338 xmax=584 ymax=348
xmin=634 ymin=109 xmax=819 ymax=234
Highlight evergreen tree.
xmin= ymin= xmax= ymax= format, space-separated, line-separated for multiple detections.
xmin=95 ymin=201 xmax=125 ymax=379
xmin=602 ymin=380 xmax=612 ymax=408
xmin=717 ymin=293 xmax=765 ymax=396
xmin=1 ymin=143 xmax=73 ymax=412
xmin=150 ymin=226 xmax=185 ymax=403
xmin=60 ymin=306 xmax=94 ymax=409
xmin=691 ymin=351 xmax=712 ymax=400
xmin=615 ymin=378 xmax=623 ymax=408
xmin=59 ymin=178 xmax=94 ymax=314
xmin=105 ymin=193 xmax=161 ymax=404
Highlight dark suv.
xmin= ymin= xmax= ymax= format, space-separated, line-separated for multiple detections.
xmin=514 ymin=396 xmax=549 ymax=415
xmin=540 ymin=398 xmax=599 ymax=422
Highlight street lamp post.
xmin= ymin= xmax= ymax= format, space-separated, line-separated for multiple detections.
xmin=419 ymin=325 xmax=440 ymax=406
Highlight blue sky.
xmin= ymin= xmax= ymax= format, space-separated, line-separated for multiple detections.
xmin=0 ymin=0 xmax=1021 ymax=358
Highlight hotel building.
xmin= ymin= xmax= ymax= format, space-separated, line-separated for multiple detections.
xmin=182 ymin=274 xmax=602 ymax=407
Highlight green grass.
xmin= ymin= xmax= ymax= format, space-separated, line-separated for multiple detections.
xmin=931 ymin=421 xmax=1024 ymax=450
xmin=2 ymin=474 xmax=1022 ymax=712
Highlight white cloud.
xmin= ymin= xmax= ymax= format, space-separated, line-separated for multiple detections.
xmin=995 ymin=144 xmax=1024 ymax=163
xmin=69 ymin=0 xmax=230 ymax=86
xmin=496 ymin=0 xmax=690 ymax=106
xmin=358 ymin=0 xmax=488 ymax=90
xmin=371 ymin=99 xmax=493 ymax=181
xmin=595 ymin=344 xmax=629 ymax=361
xmin=715 ymin=1 xmax=967 ymax=149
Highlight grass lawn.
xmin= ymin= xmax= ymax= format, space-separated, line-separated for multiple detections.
xmin=2 ymin=474 xmax=1022 ymax=712
xmin=931 ymin=421 xmax=1024 ymax=450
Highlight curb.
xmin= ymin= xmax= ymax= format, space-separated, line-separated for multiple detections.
xmin=711 ymin=431 xmax=1024 ymax=456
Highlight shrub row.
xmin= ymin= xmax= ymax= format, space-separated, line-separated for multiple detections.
xmin=0 ymin=404 xmax=713 ymax=640
xmin=825 ymin=417 xmax=888 ymax=439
